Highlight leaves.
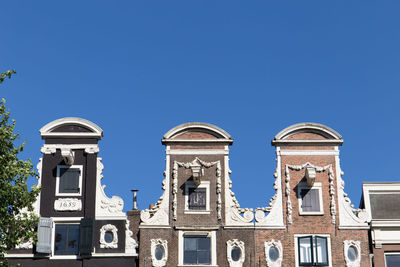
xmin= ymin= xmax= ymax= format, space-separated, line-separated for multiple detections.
xmin=0 ymin=70 xmax=17 ymax=84
xmin=0 ymin=78 xmax=41 ymax=266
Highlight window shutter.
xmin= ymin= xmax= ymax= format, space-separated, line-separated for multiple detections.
xmin=36 ymin=217 xmax=53 ymax=254
xmin=79 ymin=218 xmax=94 ymax=256
xmin=60 ymin=168 xmax=80 ymax=193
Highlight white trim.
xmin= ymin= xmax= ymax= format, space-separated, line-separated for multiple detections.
xmin=41 ymin=144 xmax=100 ymax=154
xmin=99 ymin=224 xmax=118 ymax=249
xmin=279 ymin=150 xmax=339 ymax=156
xmin=178 ymin=230 xmax=217 ymax=266
xmin=163 ymin=122 xmax=232 ymax=140
xmin=184 ymin=180 xmax=211 ymax=214
xmin=53 ymin=216 xmax=83 ymax=221
xmin=264 ymin=240 xmax=283 ymax=267
xmin=297 ymin=182 xmax=324 ymax=215
xmin=343 ymin=240 xmax=361 ymax=267
xmin=91 ymin=253 xmax=138 ymax=257
xmin=5 ymin=254 xmax=35 ymax=258
xmin=294 ymin=234 xmax=332 ymax=267
xmin=151 ymin=239 xmax=168 ymax=267
xmin=227 ymin=239 xmax=245 ymax=267
xmin=40 ymin=117 xmax=103 ymax=139
xmin=55 ymin=165 xmax=83 ymax=197
xmin=273 ymin=122 xmax=342 ymax=141
xmin=166 ymin=149 xmax=229 ymax=155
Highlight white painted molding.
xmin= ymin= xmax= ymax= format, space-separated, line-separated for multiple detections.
xmin=172 ymin=157 xmax=222 ymax=221
xmin=166 ymin=149 xmax=229 ymax=155
xmin=99 ymin=224 xmax=118 ymax=249
xmin=41 ymin=144 xmax=100 ymax=154
xmin=279 ymin=150 xmax=339 ymax=156
xmin=227 ymin=239 xmax=245 ymax=267
xmin=61 ymin=148 xmax=74 ymax=165
xmin=343 ymin=240 xmax=361 ymax=267
xmin=336 ymin=155 xmax=369 ymax=228
xmin=40 ymin=117 xmax=103 ymax=139
xmin=54 ymin=198 xmax=82 ymax=211
xmin=95 ymin=158 xmax=125 ymax=218
xmin=163 ymin=122 xmax=232 ymax=140
xmin=151 ymin=239 xmax=168 ymax=267
xmin=125 ymin=220 xmax=138 ymax=255
xmin=284 ymin=162 xmax=336 ymax=225
xmin=273 ymin=122 xmax=342 ymax=141
xmin=264 ymin=240 xmax=283 ymax=267
xmin=255 ymin=148 xmax=284 ymax=228
xmin=224 ymin=153 xmax=254 ymax=226
xmin=140 ymin=154 xmax=170 ymax=226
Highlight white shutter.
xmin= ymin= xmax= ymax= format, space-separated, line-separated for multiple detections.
xmin=37 ymin=217 xmax=53 ymax=254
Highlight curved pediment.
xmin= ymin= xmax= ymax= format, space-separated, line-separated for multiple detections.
xmin=272 ymin=123 xmax=343 ymax=145
xmin=162 ymin=122 xmax=233 ymax=144
xmin=40 ymin=117 xmax=103 ymax=139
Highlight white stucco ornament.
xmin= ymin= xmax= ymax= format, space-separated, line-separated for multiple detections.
xmin=99 ymin=224 xmax=118 ymax=249
xmin=264 ymin=240 xmax=283 ymax=267
xmin=151 ymin=239 xmax=168 ymax=267
xmin=227 ymin=239 xmax=245 ymax=267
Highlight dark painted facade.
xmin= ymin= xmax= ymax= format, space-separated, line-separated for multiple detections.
xmin=7 ymin=118 xmax=138 ymax=267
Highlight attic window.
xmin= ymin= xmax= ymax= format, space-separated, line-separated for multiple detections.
xmin=298 ymin=182 xmax=323 ymax=215
xmin=56 ymin=165 xmax=83 ymax=196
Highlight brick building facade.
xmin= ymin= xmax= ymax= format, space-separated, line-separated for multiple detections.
xmin=7 ymin=118 xmax=400 ymax=266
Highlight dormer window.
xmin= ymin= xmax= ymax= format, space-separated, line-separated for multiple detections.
xmin=189 ymin=188 xmax=206 ymax=210
xmin=298 ymin=182 xmax=323 ymax=215
xmin=56 ymin=165 xmax=83 ymax=196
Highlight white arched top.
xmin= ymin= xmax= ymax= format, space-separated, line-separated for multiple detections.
xmin=272 ymin=122 xmax=343 ymax=145
xmin=162 ymin=122 xmax=232 ymax=144
xmin=40 ymin=117 xmax=103 ymax=139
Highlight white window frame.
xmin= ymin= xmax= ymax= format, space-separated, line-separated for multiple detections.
xmin=178 ymin=230 xmax=217 ymax=267
xmin=50 ymin=217 xmax=83 ymax=259
xmin=184 ymin=180 xmax=211 ymax=214
xmin=55 ymin=165 xmax=83 ymax=197
xmin=297 ymin=182 xmax=324 ymax=215
xmin=384 ymin=252 xmax=400 ymax=267
xmin=294 ymin=234 xmax=332 ymax=267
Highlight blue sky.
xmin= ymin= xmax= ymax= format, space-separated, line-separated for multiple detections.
xmin=1 ymin=1 xmax=400 ymax=212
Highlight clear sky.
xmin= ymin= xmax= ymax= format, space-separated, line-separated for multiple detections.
xmin=1 ymin=1 xmax=400 ymax=212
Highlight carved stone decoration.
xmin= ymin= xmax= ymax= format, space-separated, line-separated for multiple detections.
xmin=95 ymin=158 xmax=125 ymax=218
xmin=336 ymin=159 xmax=370 ymax=228
xmin=140 ymin=169 xmax=170 ymax=225
xmin=173 ymin=157 xmax=222 ymax=220
xmin=40 ymin=144 xmax=99 ymax=155
xmin=227 ymin=239 xmax=245 ymax=267
xmin=305 ymin=167 xmax=316 ymax=186
xmin=225 ymin=169 xmax=254 ymax=226
xmin=100 ymin=224 xmax=118 ymax=248
xmin=54 ymin=198 xmax=82 ymax=211
xmin=151 ymin=239 xmax=168 ymax=267
xmin=264 ymin=240 xmax=283 ymax=267
xmin=61 ymin=148 xmax=74 ymax=165
xmin=344 ymin=240 xmax=361 ymax=267
xmin=284 ymin=162 xmax=337 ymax=225
xmin=125 ymin=220 xmax=138 ymax=255
xmin=255 ymin=148 xmax=285 ymax=228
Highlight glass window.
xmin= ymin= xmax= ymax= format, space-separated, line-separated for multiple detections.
xmin=298 ymin=236 xmax=328 ymax=266
xmin=59 ymin=167 xmax=80 ymax=194
xmin=231 ymin=247 xmax=241 ymax=262
xmin=269 ymin=246 xmax=279 ymax=262
xmin=347 ymin=246 xmax=358 ymax=262
xmin=189 ymin=187 xmax=206 ymax=210
xmin=301 ymin=189 xmax=320 ymax=212
xmin=184 ymin=236 xmax=211 ymax=264
xmin=54 ymin=224 xmax=80 ymax=255
xmin=386 ymin=254 xmax=400 ymax=267
xmin=155 ymin=245 xmax=164 ymax=261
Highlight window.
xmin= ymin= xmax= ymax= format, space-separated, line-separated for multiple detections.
xmin=184 ymin=236 xmax=210 ymax=264
xmin=298 ymin=182 xmax=323 ymax=215
xmin=178 ymin=231 xmax=217 ymax=266
xmin=54 ymin=224 xmax=80 ymax=255
xmin=385 ymin=253 xmax=400 ymax=267
xmin=189 ymin=188 xmax=206 ymax=210
xmin=185 ymin=181 xmax=210 ymax=214
xmin=295 ymin=235 xmax=331 ymax=267
xmin=56 ymin=165 xmax=83 ymax=196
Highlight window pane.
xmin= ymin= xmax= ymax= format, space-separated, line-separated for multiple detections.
xmin=104 ymin=231 xmax=114 ymax=243
xmin=197 ymin=251 xmax=211 ymax=264
xmin=197 ymin=237 xmax=210 ymax=251
xmin=231 ymin=247 xmax=242 ymax=262
xmin=299 ymin=237 xmax=313 ymax=264
xmin=155 ymin=245 xmax=164 ymax=260
xmin=269 ymin=247 xmax=279 ymax=262
xmin=315 ymin=237 xmax=328 ymax=265
xmin=189 ymin=188 xmax=206 ymax=210
xmin=54 ymin=225 xmax=67 ymax=255
xmin=347 ymin=246 xmax=358 ymax=262
xmin=184 ymin=251 xmax=197 ymax=264
xmin=59 ymin=168 xmax=80 ymax=194
xmin=184 ymin=237 xmax=197 ymax=250
xmin=67 ymin=225 xmax=79 ymax=255
xmin=301 ymin=189 xmax=320 ymax=212
xmin=386 ymin=254 xmax=400 ymax=267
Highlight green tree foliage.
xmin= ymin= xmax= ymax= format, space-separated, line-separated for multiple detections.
xmin=0 ymin=71 xmax=41 ymax=265
xmin=0 ymin=70 xmax=16 ymax=84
